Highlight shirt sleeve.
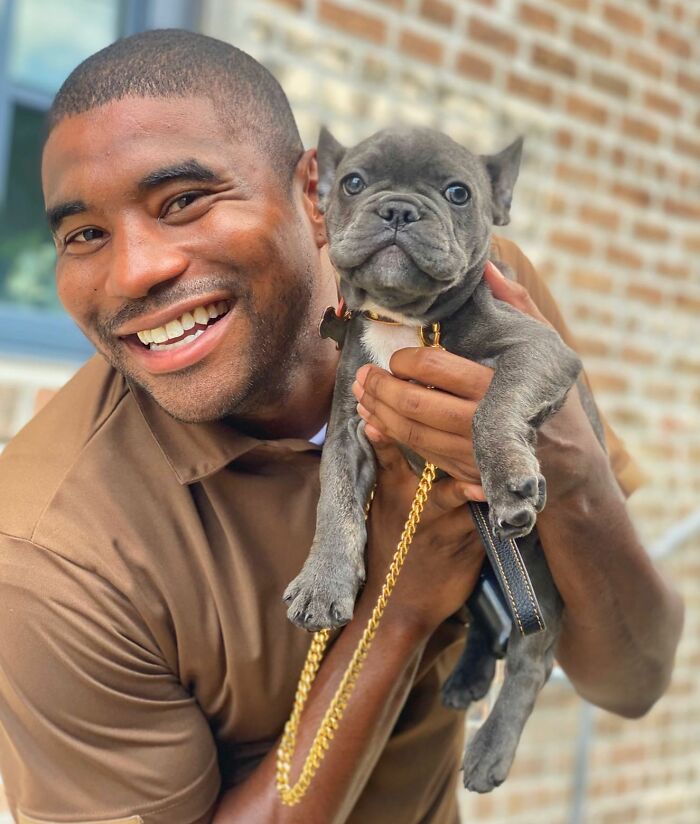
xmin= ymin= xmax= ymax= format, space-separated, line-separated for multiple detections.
xmin=491 ymin=235 xmax=646 ymax=498
xmin=0 ymin=535 xmax=220 ymax=824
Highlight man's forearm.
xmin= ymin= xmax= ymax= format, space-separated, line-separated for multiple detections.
xmin=537 ymin=393 xmax=684 ymax=717
xmin=211 ymin=591 xmax=429 ymax=824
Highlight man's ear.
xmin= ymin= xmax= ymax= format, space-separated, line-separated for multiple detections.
xmin=316 ymin=126 xmax=347 ymax=213
xmin=480 ymin=136 xmax=524 ymax=226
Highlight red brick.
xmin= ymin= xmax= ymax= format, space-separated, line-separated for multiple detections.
xmin=591 ymin=68 xmax=629 ymax=98
xmin=633 ymin=220 xmax=670 ymax=243
xmin=518 ymin=3 xmax=558 ymax=33
xmin=532 ymin=43 xmax=577 ymax=78
xmin=610 ymin=181 xmax=651 ymax=207
xmin=468 ymin=17 xmax=519 ymax=55
xmin=584 ymin=137 xmax=600 ymax=157
xmin=606 ymin=244 xmax=643 ymax=269
xmin=664 ymin=197 xmax=700 ymax=221
xmin=368 ymin=0 xmax=404 ymax=7
xmin=556 ymin=162 xmax=598 ymax=188
xmin=603 ymin=3 xmax=645 ymax=36
xmin=555 ymin=128 xmax=574 ymax=149
xmin=456 ymin=51 xmax=493 ymax=82
xmin=507 ymin=72 xmax=553 ymax=106
xmin=621 ymin=115 xmax=661 ymax=144
xmin=657 ymin=261 xmax=691 ymax=281
xmin=675 ymin=293 xmax=700 ymax=313
xmin=398 ymin=29 xmax=444 ymax=65
xmin=644 ymin=90 xmax=682 ymax=118
xmin=621 ymin=345 xmax=656 ymax=366
xmin=565 ymin=93 xmax=608 ymax=125
xmin=577 ymin=338 xmax=610 ymax=358
xmin=677 ymin=70 xmax=700 ymax=96
xmin=578 ymin=203 xmax=620 ymax=229
xmin=551 ymin=230 xmax=594 ymax=256
xmin=571 ymin=24 xmax=613 ymax=57
xmin=419 ymin=0 xmax=454 ymax=27
xmin=656 ymin=27 xmax=692 ymax=59
xmin=550 ymin=0 xmax=589 ymax=9
xmin=682 ymin=233 xmax=700 ymax=253
xmin=573 ymin=303 xmax=615 ymax=325
xmin=589 ymin=372 xmax=629 ymax=393
xmin=269 ymin=0 xmax=304 ymax=8
xmin=674 ymin=134 xmax=700 ymax=162
xmin=627 ymin=283 xmax=664 ymax=304
xmin=318 ymin=1 xmax=387 ymax=45
xmin=625 ymin=47 xmax=663 ymax=79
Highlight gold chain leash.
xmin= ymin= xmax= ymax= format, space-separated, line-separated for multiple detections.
xmin=276 ymin=323 xmax=442 ymax=806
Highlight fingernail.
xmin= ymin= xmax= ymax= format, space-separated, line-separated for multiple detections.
xmin=352 ymin=380 xmax=363 ymax=401
xmin=365 ymin=424 xmax=385 ymax=442
xmin=486 ymin=260 xmax=505 ymax=279
xmin=357 ymin=403 xmax=369 ymax=420
xmin=356 ymin=364 xmax=371 ymax=386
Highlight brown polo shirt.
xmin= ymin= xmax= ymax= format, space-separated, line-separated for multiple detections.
xmin=0 ymin=237 xmax=642 ymax=824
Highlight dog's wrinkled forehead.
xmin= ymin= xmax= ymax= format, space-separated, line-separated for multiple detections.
xmin=340 ymin=127 xmax=488 ymax=190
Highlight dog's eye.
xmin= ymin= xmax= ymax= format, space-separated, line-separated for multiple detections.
xmin=341 ymin=174 xmax=366 ymax=196
xmin=444 ymin=184 xmax=471 ymax=205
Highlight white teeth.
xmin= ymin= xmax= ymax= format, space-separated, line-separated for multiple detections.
xmin=134 ymin=300 xmax=230 ymax=349
xmin=165 ymin=319 xmax=184 ymax=338
xmin=193 ymin=306 xmax=209 ymax=325
xmin=150 ymin=329 xmax=205 ymax=351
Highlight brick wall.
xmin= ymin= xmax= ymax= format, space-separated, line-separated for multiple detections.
xmin=0 ymin=0 xmax=697 ymax=820
xmin=198 ymin=0 xmax=699 ymax=821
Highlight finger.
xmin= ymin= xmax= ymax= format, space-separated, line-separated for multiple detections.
xmin=353 ymin=371 xmax=478 ymax=437
xmin=356 ymin=393 xmax=474 ymax=470
xmin=427 ymin=477 xmax=486 ymax=512
xmin=483 ymin=261 xmax=550 ymax=325
xmin=364 ymin=427 xmax=407 ymax=472
xmin=414 ymin=447 xmax=481 ymax=484
xmin=370 ymin=348 xmax=492 ymax=400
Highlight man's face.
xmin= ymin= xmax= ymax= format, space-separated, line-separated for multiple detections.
xmin=42 ymin=96 xmax=329 ymax=424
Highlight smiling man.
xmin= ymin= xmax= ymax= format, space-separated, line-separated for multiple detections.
xmin=0 ymin=29 xmax=683 ymax=824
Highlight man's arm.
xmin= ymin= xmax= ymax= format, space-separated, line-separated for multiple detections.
xmin=352 ymin=264 xmax=683 ymax=720
xmin=211 ymin=442 xmax=485 ymax=823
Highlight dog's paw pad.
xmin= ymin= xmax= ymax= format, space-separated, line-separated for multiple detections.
xmin=507 ymin=473 xmax=546 ymax=511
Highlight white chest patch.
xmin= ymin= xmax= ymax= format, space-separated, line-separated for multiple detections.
xmin=361 ymin=323 xmax=422 ymax=371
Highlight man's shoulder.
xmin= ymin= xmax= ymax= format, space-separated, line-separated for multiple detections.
xmin=0 ymin=355 xmax=149 ymax=542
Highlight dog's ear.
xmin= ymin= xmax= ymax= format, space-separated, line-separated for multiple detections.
xmin=317 ymin=126 xmax=347 ymax=213
xmin=480 ymin=136 xmax=524 ymax=226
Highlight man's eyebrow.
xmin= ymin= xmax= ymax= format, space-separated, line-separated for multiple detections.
xmin=137 ymin=160 xmax=222 ymax=191
xmin=46 ymin=200 xmax=87 ymax=234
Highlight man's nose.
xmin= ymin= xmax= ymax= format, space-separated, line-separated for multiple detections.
xmin=105 ymin=220 xmax=188 ymax=299
xmin=376 ymin=199 xmax=422 ymax=229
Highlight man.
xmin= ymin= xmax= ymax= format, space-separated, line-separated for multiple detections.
xmin=0 ymin=29 xmax=683 ymax=824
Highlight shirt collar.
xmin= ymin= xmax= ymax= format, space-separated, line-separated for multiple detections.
xmin=128 ymin=379 xmax=322 ymax=485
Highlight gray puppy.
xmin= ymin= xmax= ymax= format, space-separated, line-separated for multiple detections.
xmin=284 ymin=126 xmax=587 ymax=791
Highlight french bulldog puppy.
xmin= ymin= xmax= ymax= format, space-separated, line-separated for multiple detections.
xmin=284 ymin=126 xmax=589 ymax=791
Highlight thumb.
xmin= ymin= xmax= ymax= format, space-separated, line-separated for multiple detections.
xmin=363 ymin=423 xmax=407 ymax=472
xmin=483 ymin=261 xmax=549 ymax=326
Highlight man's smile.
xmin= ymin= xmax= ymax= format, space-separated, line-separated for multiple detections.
xmin=120 ymin=297 xmax=237 ymax=374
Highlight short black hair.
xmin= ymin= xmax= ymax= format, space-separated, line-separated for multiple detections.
xmin=48 ymin=29 xmax=304 ymax=184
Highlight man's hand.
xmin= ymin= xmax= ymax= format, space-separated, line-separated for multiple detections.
xmin=361 ymin=438 xmax=484 ymax=636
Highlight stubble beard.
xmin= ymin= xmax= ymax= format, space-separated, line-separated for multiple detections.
xmin=91 ymin=266 xmax=317 ymax=426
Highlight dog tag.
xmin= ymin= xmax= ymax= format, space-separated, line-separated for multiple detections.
xmin=319 ymin=305 xmax=350 ymax=350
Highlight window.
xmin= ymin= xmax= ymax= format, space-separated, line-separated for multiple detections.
xmin=0 ymin=0 xmax=198 ymax=360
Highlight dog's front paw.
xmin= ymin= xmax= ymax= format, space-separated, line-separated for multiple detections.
xmin=283 ymin=556 xmax=364 ymax=632
xmin=488 ymin=472 xmax=545 ymax=541
xmin=441 ymin=664 xmax=494 ymax=711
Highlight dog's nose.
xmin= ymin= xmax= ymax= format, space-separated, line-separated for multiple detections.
xmin=376 ymin=200 xmax=421 ymax=228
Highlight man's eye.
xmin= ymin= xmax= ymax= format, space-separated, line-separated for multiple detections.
xmin=66 ymin=227 xmax=104 ymax=244
xmin=165 ymin=192 xmax=202 ymax=215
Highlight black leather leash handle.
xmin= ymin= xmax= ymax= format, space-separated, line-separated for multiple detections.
xmin=468 ymin=501 xmax=545 ymax=636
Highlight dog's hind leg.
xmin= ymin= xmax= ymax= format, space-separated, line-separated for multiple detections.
xmin=442 ymin=619 xmax=497 ymax=711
